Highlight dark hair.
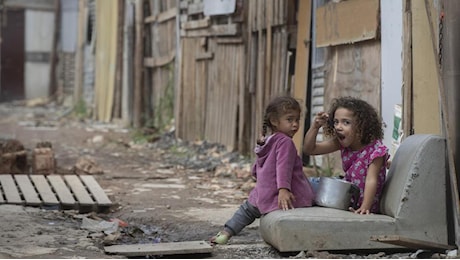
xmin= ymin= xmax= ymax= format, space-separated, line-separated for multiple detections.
xmin=257 ymin=96 xmax=301 ymax=145
xmin=323 ymin=96 xmax=383 ymax=145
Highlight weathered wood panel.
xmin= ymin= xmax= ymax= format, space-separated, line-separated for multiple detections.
xmin=176 ymin=0 xmax=294 ymax=154
xmin=316 ymin=0 xmax=380 ymax=47
xmin=323 ymin=40 xmax=381 ymax=171
xmin=411 ymin=0 xmax=440 ymax=134
xmin=146 ymin=0 xmax=177 ymax=130
xmin=94 ymin=0 xmax=119 ymax=122
xmin=325 ymin=41 xmax=381 ymax=109
xmin=204 ymin=40 xmax=242 ymax=150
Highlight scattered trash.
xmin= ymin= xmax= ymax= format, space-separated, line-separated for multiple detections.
xmin=109 ymin=218 xmax=128 ymax=227
xmin=81 ymin=217 xmax=119 ymax=235
xmin=73 ymin=156 xmax=103 ymax=175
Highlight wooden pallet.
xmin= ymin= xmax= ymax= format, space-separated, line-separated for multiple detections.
xmin=0 ymin=174 xmax=112 ymax=213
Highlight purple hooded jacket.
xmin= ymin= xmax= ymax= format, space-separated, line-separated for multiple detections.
xmin=248 ymin=132 xmax=315 ymax=214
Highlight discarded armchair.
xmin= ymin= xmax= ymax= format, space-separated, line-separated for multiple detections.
xmin=260 ymin=134 xmax=451 ymax=252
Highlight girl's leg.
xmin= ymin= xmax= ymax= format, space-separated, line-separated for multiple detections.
xmin=211 ymin=200 xmax=261 ymax=244
xmin=224 ymin=200 xmax=261 ymax=236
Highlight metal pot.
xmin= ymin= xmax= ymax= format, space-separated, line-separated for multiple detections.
xmin=314 ymin=177 xmax=360 ymax=210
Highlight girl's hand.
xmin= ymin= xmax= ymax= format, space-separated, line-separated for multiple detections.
xmin=312 ymin=112 xmax=329 ymax=129
xmin=348 ymin=206 xmax=372 ymax=215
xmin=278 ymin=188 xmax=295 ymax=211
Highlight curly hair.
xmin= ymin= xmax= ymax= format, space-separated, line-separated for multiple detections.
xmin=257 ymin=96 xmax=301 ymax=145
xmin=323 ymin=96 xmax=383 ymax=145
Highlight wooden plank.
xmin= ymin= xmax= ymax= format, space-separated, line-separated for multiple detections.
xmin=63 ymin=175 xmax=94 ymax=206
xmin=181 ymin=24 xmax=240 ymax=38
xmin=0 ymin=175 xmax=22 ymax=204
xmin=216 ymin=37 xmax=243 ymax=44
xmin=292 ymin=0 xmax=312 ymax=154
xmin=30 ymin=175 xmax=59 ymax=205
xmin=144 ymin=50 xmax=175 ymax=67
xmin=181 ymin=17 xmax=209 ymax=30
xmin=411 ymin=0 xmax=440 ymax=134
xmin=370 ymin=235 xmax=456 ymax=251
xmin=424 ymin=0 xmax=460 ymax=247
xmin=14 ymin=175 xmax=41 ymax=206
xmin=79 ymin=175 xmax=112 ymax=206
xmin=144 ymin=7 xmax=177 ymax=24
xmin=47 ymin=175 xmax=76 ymax=207
xmin=402 ymin=0 xmax=412 ymax=137
xmin=187 ymin=3 xmax=203 ymax=15
xmin=316 ymin=0 xmax=379 ymax=47
xmin=133 ymin=0 xmax=144 ymax=127
xmin=104 ymin=241 xmax=213 ymax=257
xmin=73 ymin=0 xmax=87 ymax=104
xmin=211 ymin=24 xmax=240 ymax=36
xmin=195 ymin=52 xmax=213 ymax=61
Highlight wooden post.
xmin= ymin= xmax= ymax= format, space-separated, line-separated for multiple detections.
xmin=402 ymin=0 xmax=412 ymax=137
xmin=74 ymin=0 xmax=87 ymax=106
xmin=292 ymin=0 xmax=312 ymax=155
xmin=133 ymin=0 xmax=144 ymax=127
xmin=113 ymin=0 xmax=125 ymax=119
xmin=49 ymin=0 xmax=61 ymax=101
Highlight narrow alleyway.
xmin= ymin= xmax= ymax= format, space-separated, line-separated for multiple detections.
xmin=0 ymin=101 xmax=452 ymax=259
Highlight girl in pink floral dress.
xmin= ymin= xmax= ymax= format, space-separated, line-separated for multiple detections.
xmin=303 ymin=96 xmax=389 ymax=214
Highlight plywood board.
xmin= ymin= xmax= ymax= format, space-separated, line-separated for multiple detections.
xmin=104 ymin=241 xmax=213 ymax=257
xmin=316 ymin=0 xmax=379 ymax=47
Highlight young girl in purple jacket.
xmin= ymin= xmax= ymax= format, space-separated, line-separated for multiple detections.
xmin=210 ymin=96 xmax=315 ymax=245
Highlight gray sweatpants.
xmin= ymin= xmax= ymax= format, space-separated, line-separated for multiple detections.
xmin=223 ymin=200 xmax=262 ymax=236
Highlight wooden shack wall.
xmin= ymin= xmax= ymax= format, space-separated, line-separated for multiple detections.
xmin=313 ymin=0 xmax=381 ymax=172
xmin=144 ymin=0 xmax=177 ymax=129
xmin=176 ymin=0 xmax=296 ymax=154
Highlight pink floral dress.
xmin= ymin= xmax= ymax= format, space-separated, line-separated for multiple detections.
xmin=341 ymin=140 xmax=389 ymax=213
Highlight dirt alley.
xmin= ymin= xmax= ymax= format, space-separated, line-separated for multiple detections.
xmin=0 ymin=102 xmax=454 ymax=259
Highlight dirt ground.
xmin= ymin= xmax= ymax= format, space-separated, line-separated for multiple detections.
xmin=0 ymin=101 xmax=455 ymax=259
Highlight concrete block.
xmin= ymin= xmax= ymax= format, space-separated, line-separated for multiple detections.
xmin=32 ymin=148 xmax=55 ymax=174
